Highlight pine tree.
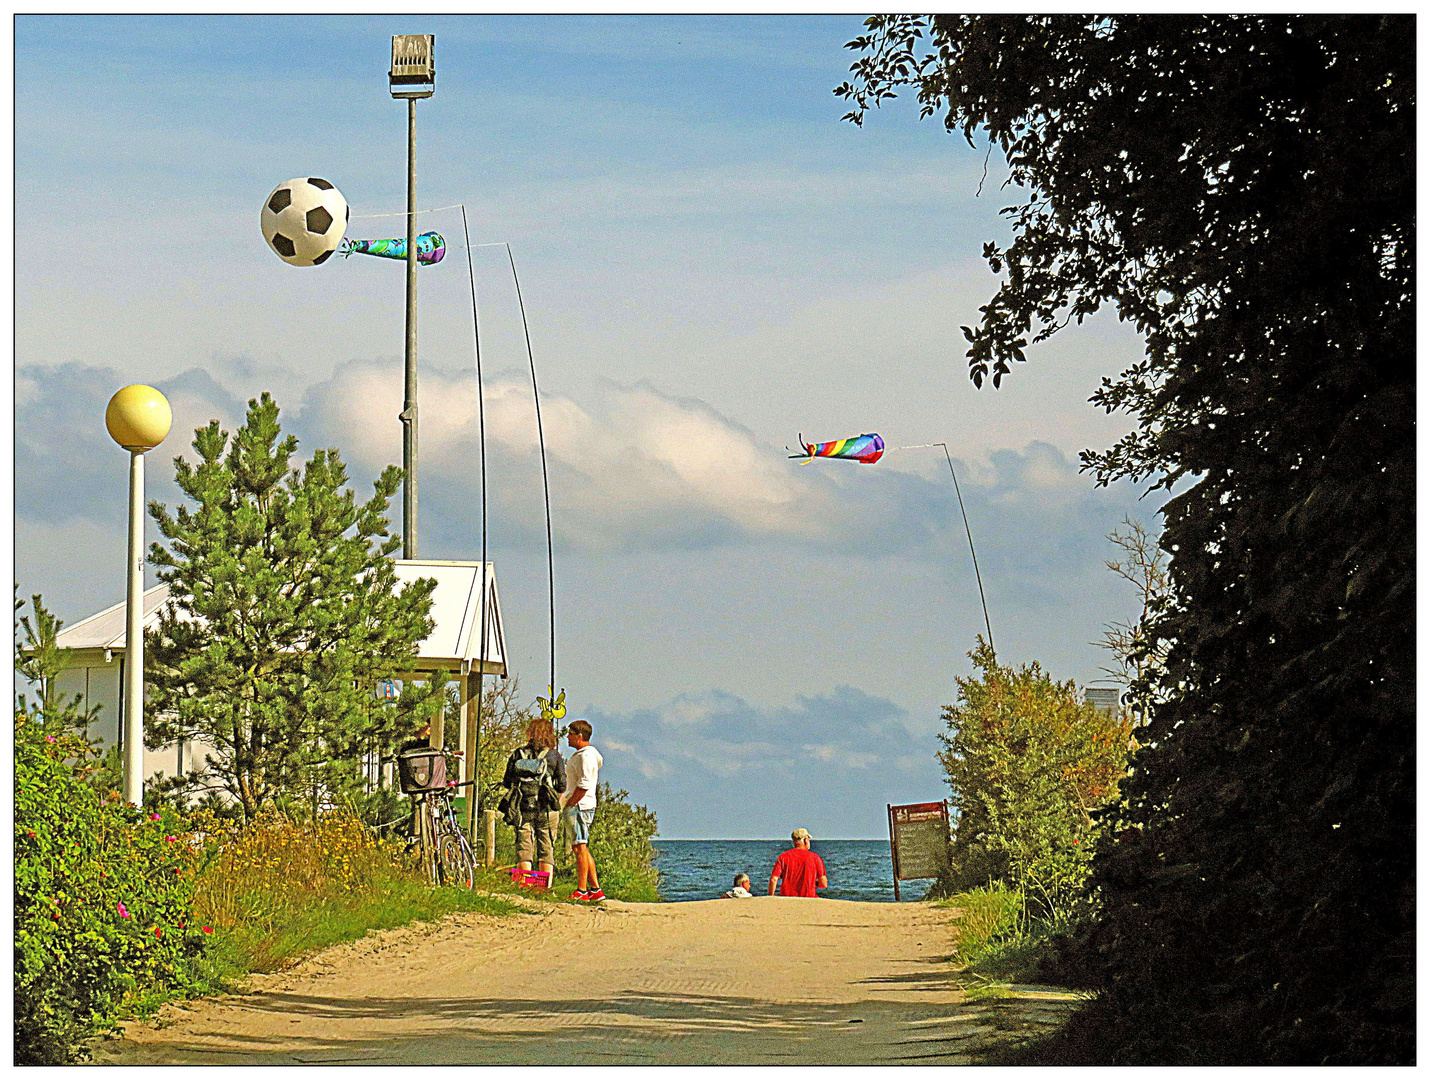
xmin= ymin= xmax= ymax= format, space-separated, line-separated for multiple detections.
xmin=146 ymin=393 xmax=443 ymax=818
xmin=15 ymin=591 xmax=104 ymax=743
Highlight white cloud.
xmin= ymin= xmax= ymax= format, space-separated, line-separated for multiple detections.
xmin=804 ymin=744 xmax=881 ymax=768
xmin=300 ymin=360 xmax=839 ymax=549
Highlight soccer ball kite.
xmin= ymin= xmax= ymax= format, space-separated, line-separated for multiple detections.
xmin=261 ymin=177 xmax=349 ymax=266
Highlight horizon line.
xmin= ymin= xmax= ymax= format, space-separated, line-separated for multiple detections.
xmin=654 ymin=837 xmax=890 ymax=843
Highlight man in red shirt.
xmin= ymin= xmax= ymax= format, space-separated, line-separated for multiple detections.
xmin=768 ymin=828 xmax=829 ymax=897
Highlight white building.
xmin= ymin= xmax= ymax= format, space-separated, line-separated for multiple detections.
xmin=51 ymin=559 xmax=507 ymax=789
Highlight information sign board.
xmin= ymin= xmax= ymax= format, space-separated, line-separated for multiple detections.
xmin=887 ymin=801 xmax=952 ymax=901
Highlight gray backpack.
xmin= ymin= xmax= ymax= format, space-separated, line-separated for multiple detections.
xmin=511 ymin=746 xmax=554 ymax=810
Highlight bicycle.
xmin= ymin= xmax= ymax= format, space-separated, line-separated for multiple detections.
xmin=396 ymin=746 xmax=480 ymax=889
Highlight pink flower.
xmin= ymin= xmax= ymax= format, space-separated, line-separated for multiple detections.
xmin=149 ymin=813 xmax=160 ymax=821
xmin=117 ymin=902 xmax=130 ymax=919
xmin=202 ymin=926 xmax=213 ymax=935
xmin=165 ymin=836 xmax=176 ymax=842
xmin=44 ymin=735 xmax=54 ymax=743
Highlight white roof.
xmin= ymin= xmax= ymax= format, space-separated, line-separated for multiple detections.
xmin=54 ymin=559 xmax=505 ymax=674
xmin=392 ymin=560 xmax=506 ymax=672
xmin=52 ymin=584 xmax=171 ymax=652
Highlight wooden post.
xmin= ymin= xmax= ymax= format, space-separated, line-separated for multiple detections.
xmin=418 ymin=797 xmax=434 ymax=883
xmin=456 ymin=670 xmax=468 ymax=787
xmin=428 ymin=673 xmax=444 ymax=752
xmin=463 ymin=671 xmax=482 ymax=838
xmin=484 ymin=808 xmax=497 ymax=867
xmin=888 ymin=803 xmax=901 ymax=902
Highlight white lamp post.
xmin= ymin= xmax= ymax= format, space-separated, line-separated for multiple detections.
xmin=105 ymin=384 xmax=172 ymax=806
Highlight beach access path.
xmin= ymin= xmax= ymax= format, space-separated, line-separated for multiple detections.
xmin=90 ymin=897 xmax=1081 ymax=1065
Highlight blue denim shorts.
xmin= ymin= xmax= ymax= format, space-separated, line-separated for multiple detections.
xmin=567 ymin=807 xmax=594 ymax=845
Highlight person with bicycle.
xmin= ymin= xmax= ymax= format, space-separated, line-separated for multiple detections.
xmin=501 ymin=715 xmax=566 ymax=881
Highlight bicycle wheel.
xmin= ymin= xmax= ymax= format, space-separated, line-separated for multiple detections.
xmin=438 ymin=829 xmax=476 ymax=888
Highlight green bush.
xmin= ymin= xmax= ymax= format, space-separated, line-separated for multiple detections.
xmin=587 ymin=784 xmax=661 ymax=902
xmin=14 ymin=722 xmax=216 ymax=1063
xmin=939 ymin=641 xmax=1132 ymax=921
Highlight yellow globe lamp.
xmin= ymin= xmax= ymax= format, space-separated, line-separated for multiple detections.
xmin=105 ymin=384 xmax=172 ymax=452
xmin=106 ymin=383 xmax=172 ymax=806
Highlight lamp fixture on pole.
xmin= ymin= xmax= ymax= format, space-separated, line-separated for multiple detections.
xmin=105 ymin=384 xmax=172 ymax=807
xmin=390 ymin=33 xmax=435 ymax=559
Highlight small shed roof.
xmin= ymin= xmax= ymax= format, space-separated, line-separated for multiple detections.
xmin=53 ymin=559 xmax=506 ymax=676
xmin=393 ymin=560 xmax=507 ymax=674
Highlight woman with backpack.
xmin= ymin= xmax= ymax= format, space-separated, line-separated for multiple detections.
xmin=501 ymin=715 xmax=566 ymax=879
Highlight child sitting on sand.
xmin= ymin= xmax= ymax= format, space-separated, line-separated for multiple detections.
xmin=722 ymin=873 xmax=754 ymax=898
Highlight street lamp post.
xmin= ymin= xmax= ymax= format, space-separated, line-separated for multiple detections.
xmin=105 ymin=384 xmax=172 ymax=807
xmin=390 ymin=33 xmax=435 ymax=559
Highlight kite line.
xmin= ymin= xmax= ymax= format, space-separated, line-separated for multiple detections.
xmin=459 ymin=206 xmax=490 ymax=825
xmin=792 ymin=431 xmax=995 ymax=655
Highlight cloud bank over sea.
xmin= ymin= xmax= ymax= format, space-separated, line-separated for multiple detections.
xmin=586 ymin=685 xmax=941 ymax=839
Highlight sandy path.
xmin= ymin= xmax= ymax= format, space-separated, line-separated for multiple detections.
xmin=90 ymin=898 xmax=1079 ymax=1065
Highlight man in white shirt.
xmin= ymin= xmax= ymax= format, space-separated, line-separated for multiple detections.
xmin=563 ymin=719 xmax=604 ymax=901
xmin=722 ymin=873 xmax=754 ymax=899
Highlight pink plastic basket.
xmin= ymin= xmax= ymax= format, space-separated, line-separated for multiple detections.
xmin=507 ymin=867 xmax=551 ymax=889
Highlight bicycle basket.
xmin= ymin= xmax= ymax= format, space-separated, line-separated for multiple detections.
xmin=397 ymin=748 xmax=448 ymax=794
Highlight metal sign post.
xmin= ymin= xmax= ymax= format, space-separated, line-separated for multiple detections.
xmin=887 ymin=800 xmax=952 ymax=901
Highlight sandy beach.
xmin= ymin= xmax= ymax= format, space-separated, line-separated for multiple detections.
xmin=89 ymin=897 xmax=1080 ymax=1065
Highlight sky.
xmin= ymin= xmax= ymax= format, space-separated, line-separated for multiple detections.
xmin=14 ymin=15 xmax=1161 ymax=839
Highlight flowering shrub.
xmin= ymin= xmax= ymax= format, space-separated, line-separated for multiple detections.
xmin=14 ymin=721 xmax=213 ymax=1064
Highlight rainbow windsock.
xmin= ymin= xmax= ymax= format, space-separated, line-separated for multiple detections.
xmin=790 ymin=433 xmax=885 ymax=464
xmin=341 ymin=231 xmax=446 ymax=265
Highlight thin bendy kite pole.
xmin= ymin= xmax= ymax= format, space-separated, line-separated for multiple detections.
xmin=891 ymin=440 xmax=996 ymax=655
xmin=506 ymin=244 xmax=557 ymax=697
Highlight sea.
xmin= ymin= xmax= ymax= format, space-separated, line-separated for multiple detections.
xmin=651 ymin=839 xmax=932 ymax=903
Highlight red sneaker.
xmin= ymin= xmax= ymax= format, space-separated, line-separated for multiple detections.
xmin=569 ymin=890 xmax=589 ymax=901
xmin=586 ymin=888 xmax=605 ymax=901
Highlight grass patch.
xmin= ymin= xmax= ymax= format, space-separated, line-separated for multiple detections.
xmin=192 ymin=811 xmax=540 ymax=976
xmin=219 ymin=878 xmax=527 ymax=974
xmin=940 ymin=884 xmax=1074 ymax=985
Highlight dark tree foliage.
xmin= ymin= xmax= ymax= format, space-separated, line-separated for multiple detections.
xmin=839 ymin=15 xmax=1413 ymax=1065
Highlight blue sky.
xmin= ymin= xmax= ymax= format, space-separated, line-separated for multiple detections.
xmin=15 ymin=15 xmax=1158 ymax=838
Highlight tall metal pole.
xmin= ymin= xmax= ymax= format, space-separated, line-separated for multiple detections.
xmin=402 ymin=96 xmax=419 ymax=559
xmin=123 ymin=449 xmax=145 ymax=806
